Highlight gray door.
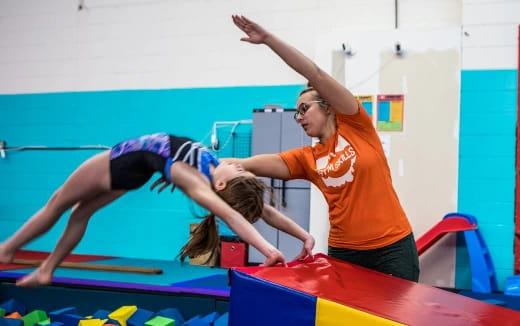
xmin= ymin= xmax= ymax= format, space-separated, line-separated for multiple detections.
xmin=249 ymin=110 xmax=282 ymax=263
xmin=277 ymin=111 xmax=312 ymax=260
xmin=249 ymin=109 xmax=312 ymax=264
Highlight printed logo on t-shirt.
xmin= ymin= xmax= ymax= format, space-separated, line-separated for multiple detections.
xmin=315 ymin=135 xmax=356 ymax=187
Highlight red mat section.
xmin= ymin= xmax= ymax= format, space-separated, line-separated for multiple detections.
xmin=0 ymin=250 xmax=114 ymax=271
xmin=235 ymin=254 xmax=520 ymax=325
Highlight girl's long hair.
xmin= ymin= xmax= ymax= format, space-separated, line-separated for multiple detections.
xmin=179 ymin=176 xmax=266 ymax=264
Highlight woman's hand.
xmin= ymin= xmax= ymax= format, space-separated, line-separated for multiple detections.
xmin=232 ymin=15 xmax=269 ymax=44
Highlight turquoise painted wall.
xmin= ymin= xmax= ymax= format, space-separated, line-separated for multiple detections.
xmin=0 ymin=85 xmax=303 ymax=260
xmin=458 ymin=69 xmax=518 ymax=290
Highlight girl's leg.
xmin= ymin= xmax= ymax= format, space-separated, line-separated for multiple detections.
xmin=16 ymin=189 xmax=126 ymax=287
xmin=0 ymin=151 xmax=112 ymax=263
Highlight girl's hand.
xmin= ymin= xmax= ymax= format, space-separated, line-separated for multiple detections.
xmin=261 ymin=247 xmax=287 ymax=267
xmin=232 ymin=15 xmax=269 ymax=44
xmin=293 ymin=235 xmax=315 ymax=261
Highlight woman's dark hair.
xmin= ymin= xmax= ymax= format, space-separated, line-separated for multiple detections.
xmin=179 ymin=176 xmax=266 ymax=264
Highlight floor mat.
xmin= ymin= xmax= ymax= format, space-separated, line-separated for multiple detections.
xmin=458 ymin=290 xmax=520 ymax=312
xmin=170 ymin=274 xmax=230 ymax=290
xmin=0 ymin=257 xmax=228 ymax=286
xmin=0 ymin=250 xmax=114 ymax=271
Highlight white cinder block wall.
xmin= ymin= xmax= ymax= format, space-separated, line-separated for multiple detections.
xmin=462 ymin=0 xmax=519 ymax=70
xmin=1 ymin=0 xmax=464 ymax=94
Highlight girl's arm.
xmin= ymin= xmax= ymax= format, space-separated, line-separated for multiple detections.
xmin=171 ymin=162 xmax=286 ymax=266
xmin=261 ymin=204 xmax=315 ymax=261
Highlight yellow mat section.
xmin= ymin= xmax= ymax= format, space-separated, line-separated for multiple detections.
xmin=315 ymin=298 xmax=405 ymax=325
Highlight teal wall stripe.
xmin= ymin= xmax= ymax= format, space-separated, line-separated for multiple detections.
xmin=457 ymin=69 xmax=518 ymax=290
xmin=0 ymin=85 xmax=304 ymax=260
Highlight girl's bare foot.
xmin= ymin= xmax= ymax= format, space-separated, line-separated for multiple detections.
xmin=16 ymin=269 xmax=52 ymax=288
xmin=0 ymin=245 xmax=15 ymax=264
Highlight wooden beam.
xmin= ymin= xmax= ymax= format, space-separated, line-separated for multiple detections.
xmin=11 ymin=259 xmax=163 ymax=275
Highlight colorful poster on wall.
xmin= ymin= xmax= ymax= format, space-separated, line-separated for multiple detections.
xmin=377 ymin=94 xmax=404 ymax=131
xmin=355 ymin=95 xmax=375 ymax=126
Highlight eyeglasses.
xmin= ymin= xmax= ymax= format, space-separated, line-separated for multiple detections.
xmin=293 ymin=100 xmax=324 ymax=120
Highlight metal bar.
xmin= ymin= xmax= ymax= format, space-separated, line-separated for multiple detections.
xmin=5 ymin=146 xmax=110 ymax=151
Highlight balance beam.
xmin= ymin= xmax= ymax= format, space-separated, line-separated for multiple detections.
xmin=12 ymin=259 xmax=163 ymax=275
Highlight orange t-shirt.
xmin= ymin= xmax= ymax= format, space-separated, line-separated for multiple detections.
xmin=279 ymin=102 xmax=411 ymax=250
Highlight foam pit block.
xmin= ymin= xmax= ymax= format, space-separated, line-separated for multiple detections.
xmin=183 ymin=316 xmax=209 ymax=326
xmin=61 ymin=314 xmax=84 ymax=326
xmin=109 ymin=306 xmax=137 ymax=326
xmin=155 ymin=309 xmax=184 ymax=326
xmin=213 ymin=313 xmax=228 ymax=326
xmin=78 ymin=319 xmax=107 ymax=326
xmin=5 ymin=313 xmax=22 ymax=320
xmin=144 ymin=316 xmax=174 ymax=326
xmin=90 ymin=311 xmax=109 ymax=320
xmin=49 ymin=308 xmax=78 ymax=323
xmin=1 ymin=318 xmax=23 ymax=326
xmin=40 ymin=323 xmax=63 ymax=326
xmin=127 ymin=309 xmax=154 ymax=326
xmin=23 ymin=310 xmax=48 ymax=326
xmin=200 ymin=313 xmax=218 ymax=324
xmin=0 ymin=300 xmax=26 ymax=315
xmin=90 ymin=312 xmax=119 ymax=326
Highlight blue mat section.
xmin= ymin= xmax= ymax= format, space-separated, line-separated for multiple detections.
xmin=169 ymin=274 xmax=230 ymax=297
xmin=458 ymin=290 xmax=520 ymax=312
xmin=228 ymin=270 xmax=316 ymax=326
xmin=170 ymin=274 xmax=230 ymax=290
xmin=3 ymin=257 xmax=228 ymax=286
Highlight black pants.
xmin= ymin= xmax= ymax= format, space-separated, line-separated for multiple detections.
xmin=328 ymin=233 xmax=420 ymax=282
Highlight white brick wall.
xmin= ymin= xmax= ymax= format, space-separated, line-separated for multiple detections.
xmin=462 ymin=0 xmax=519 ymax=69
xmin=1 ymin=0 xmax=463 ymax=94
